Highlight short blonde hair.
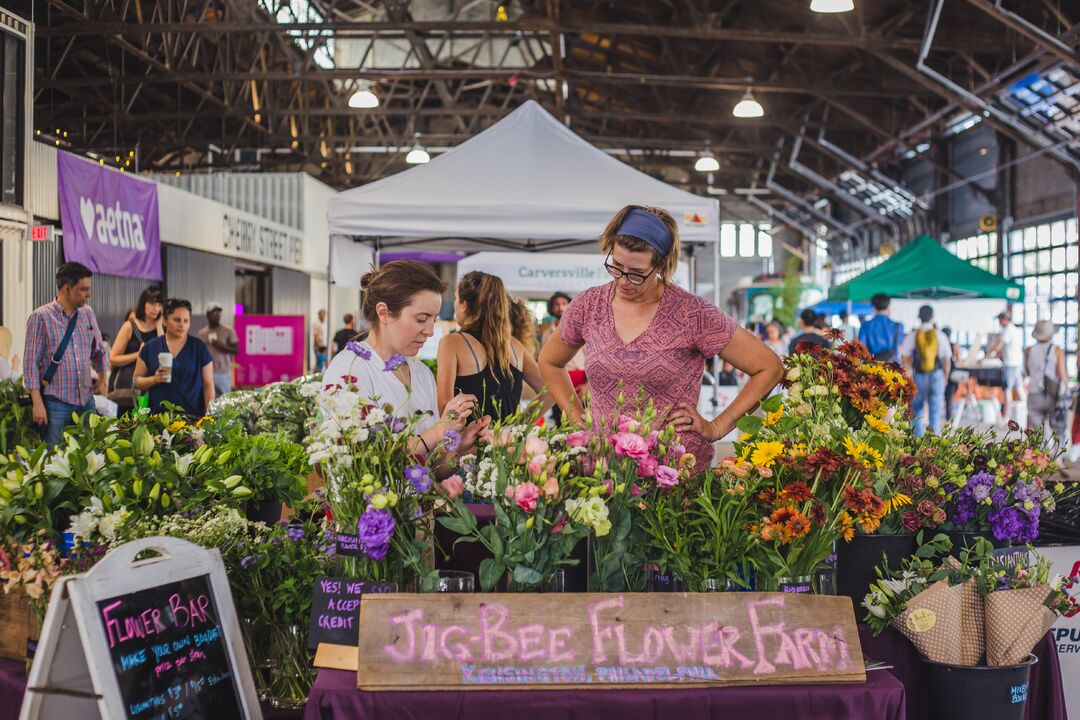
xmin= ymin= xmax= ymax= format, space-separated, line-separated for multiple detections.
xmin=598 ymin=205 xmax=681 ymax=282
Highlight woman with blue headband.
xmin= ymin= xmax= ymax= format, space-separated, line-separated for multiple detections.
xmin=538 ymin=205 xmax=784 ymax=470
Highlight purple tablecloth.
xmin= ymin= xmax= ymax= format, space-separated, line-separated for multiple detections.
xmin=0 ymin=657 xmax=303 ymax=720
xmin=858 ymin=625 xmax=1067 ymax=720
xmin=303 ymin=669 xmax=906 ymax=720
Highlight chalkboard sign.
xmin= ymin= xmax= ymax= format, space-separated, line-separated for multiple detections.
xmin=98 ymin=574 xmax=244 ymax=720
xmin=20 ymin=537 xmax=262 ymax=720
xmin=307 ymin=576 xmax=396 ymax=650
xmin=333 ymin=533 xmax=363 ymax=558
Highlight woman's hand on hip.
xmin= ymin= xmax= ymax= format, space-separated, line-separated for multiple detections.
xmin=668 ymin=402 xmax=720 ymax=441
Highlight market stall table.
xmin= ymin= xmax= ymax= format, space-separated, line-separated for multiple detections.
xmin=858 ymin=625 xmax=1065 ymax=720
xmin=0 ymin=657 xmax=304 ymax=720
xmin=302 ymin=668 xmax=906 ymax=720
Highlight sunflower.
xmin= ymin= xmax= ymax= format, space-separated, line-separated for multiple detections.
xmin=843 ymin=437 xmax=884 ymax=469
xmin=883 ymin=493 xmax=912 ymax=515
xmin=838 ymin=341 xmax=871 ymax=360
xmin=864 ymin=414 xmax=890 ymax=434
xmin=764 ymin=408 xmax=784 ymax=427
xmin=780 ymin=481 xmax=815 ymax=503
xmin=788 ymin=442 xmax=808 ymax=459
xmin=786 ymin=510 xmax=812 ymax=539
xmin=166 ymin=419 xmax=187 ymax=433
xmin=839 ymin=511 xmax=856 ymax=542
xmin=750 ymin=441 xmax=786 ymax=469
xmin=769 ymin=506 xmax=799 ymax=527
xmin=856 ymin=510 xmax=883 ymax=534
xmin=846 ymin=379 xmax=880 ymax=413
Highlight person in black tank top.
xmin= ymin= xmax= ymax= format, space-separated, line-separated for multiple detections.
xmin=437 ymin=272 xmax=549 ymax=423
xmin=108 ymin=286 xmax=164 ymax=409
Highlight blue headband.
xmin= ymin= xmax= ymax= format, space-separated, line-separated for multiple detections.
xmin=616 ymin=209 xmax=674 ymax=257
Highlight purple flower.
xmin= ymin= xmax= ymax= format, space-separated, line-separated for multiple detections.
xmin=951 ymin=493 xmax=977 ymax=526
xmin=241 ymin=555 xmax=257 ymax=569
xmin=442 ymin=429 xmax=461 ymax=453
xmin=384 ymin=354 xmax=406 ymax=372
xmin=357 ymin=508 xmax=395 ymax=561
xmin=390 ymin=417 xmax=408 ymax=433
xmin=347 ymin=341 xmax=372 ymax=360
xmin=406 ymin=464 xmax=433 ymax=493
xmin=968 ymin=471 xmax=994 ymax=503
xmin=287 ymin=527 xmax=305 ymax=542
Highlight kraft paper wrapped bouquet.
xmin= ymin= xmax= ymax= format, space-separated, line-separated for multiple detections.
xmin=862 ymin=534 xmax=985 ymax=665
xmin=977 ymin=550 xmax=1080 ymax=666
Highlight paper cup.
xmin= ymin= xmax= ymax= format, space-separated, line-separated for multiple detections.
xmin=158 ymin=352 xmax=173 ymax=383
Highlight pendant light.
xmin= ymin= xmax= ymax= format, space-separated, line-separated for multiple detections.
xmin=694 ymin=154 xmax=720 ymax=173
xmin=810 ymin=0 xmax=854 ymax=13
xmin=732 ymin=90 xmax=764 ymax=118
xmin=405 ymin=134 xmax=430 ymax=164
xmin=348 ymin=81 xmax=380 ymax=109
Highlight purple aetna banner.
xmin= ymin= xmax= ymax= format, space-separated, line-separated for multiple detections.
xmin=57 ymin=151 xmax=162 ymax=280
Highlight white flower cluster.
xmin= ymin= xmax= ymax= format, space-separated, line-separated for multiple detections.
xmin=67 ymin=496 xmax=130 ymax=544
xmin=306 ymin=385 xmax=393 ymax=470
xmin=461 ymin=455 xmax=497 ymax=500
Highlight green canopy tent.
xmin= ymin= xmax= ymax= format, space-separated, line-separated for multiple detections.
xmin=828 ymin=235 xmax=1024 ymax=302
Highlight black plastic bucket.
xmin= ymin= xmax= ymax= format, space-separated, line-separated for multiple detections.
xmin=836 ymin=533 xmax=916 ymax=611
xmin=922 ymin=655 xmax=1037 ymax=720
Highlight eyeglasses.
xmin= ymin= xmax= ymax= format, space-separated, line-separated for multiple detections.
xmin=604 ymin=253 xmax=656 ymax=286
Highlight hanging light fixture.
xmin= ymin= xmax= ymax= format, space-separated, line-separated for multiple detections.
xmin=405 ymin=134 xmax=430 ymax=164
xmin=694 ymin=154 xmax=720 ymax=173
xmin=810 ymin=0 xmax=854 ymax=12
xmin=732 ymin=90 xmax=764 ymax=118
xmin=348 ymin=81 xmax=380 ymax=109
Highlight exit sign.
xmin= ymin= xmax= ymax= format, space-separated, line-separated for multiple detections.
xmin=30 ymin=225 xmax=54 ymax=242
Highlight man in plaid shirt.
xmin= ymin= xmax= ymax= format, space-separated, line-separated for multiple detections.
xmin=23 ymin=262 xmax=108 ymax=446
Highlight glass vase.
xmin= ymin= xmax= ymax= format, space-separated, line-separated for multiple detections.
xmin=263 ymin=624 xmax=316 ymax=710
xmin=773 ymin=575 xmax=814 ymax=594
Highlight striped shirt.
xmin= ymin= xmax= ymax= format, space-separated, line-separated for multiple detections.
xmin=23 ymin=301 xmax=106 ymax=406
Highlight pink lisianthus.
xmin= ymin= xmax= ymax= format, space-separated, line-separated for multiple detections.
xmin=630 ymin=484 xmax=644 ymax=497
xmin=655 ymin=465 xmax=679 ymax=488
xmin=440 ymin=475 xmax=465 ymax=500
xmin=647 ymin=430 xmax=659 ymax=451
xmin=613 ymin=431 xmax=650 ymax=460
xmin=636 ymin=455 xmax=659 ymax=478
xmin=513 ymin=482 xmax=541 ymax=513
xmin=542 ymin=474 xmax=560 ymax=498
xmin=524 ymin=435 xmax=549 ymax=459
xmin=617 ymin=415 xmax=640 ymax=434
xmin=528 ymin=453 xmax=548 ymax=476
xmin=603 ymin=478 xmax=614 ymax=497
xmin=566 ymin=430 xmax=589 ymax=448
xmin=673 ymin=443 xmax=687 ymax=460
xmin=550 ymin=514 xmax=568 ymax=535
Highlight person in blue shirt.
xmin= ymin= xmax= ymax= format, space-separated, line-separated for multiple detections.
xmin=133 ymin=298 xmax=215 ymax=415
xmin=858 ymin=293 xmax=904 ymax=362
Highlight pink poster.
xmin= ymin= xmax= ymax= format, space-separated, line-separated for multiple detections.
xmin=235 ymin=315 xmax=306 ymax=387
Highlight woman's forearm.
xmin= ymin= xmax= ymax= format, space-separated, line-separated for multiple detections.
xmin=110 ymin=351 xmax=140 ymax=368
xmin=709 ymin=365 xmax=782 ymax=438
xmin=539 ymin=359 xmax=581 ymax=421
xmin=134 ymin=375 xmax=155 ymax=391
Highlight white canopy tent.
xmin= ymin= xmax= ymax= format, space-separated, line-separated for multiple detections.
xmin=326 ymin=100 xmax=719 ymax=254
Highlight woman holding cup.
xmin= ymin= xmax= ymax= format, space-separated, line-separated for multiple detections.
xmin=133 ymin=299 xmax=215 ymax=415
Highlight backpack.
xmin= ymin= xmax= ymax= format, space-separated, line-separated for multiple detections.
xmin=914 ymin=327 xmax=941 ymax=373
xmin=860 ymin=316 xmax=902 ymax=362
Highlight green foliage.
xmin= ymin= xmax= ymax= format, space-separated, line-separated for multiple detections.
xmin=0 ymin=380 xmax=42 ymax=454
xmin=774 ymin=255 xmax=802 ymax=329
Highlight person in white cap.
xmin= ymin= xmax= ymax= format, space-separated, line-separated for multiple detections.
xmin=988 ymin=310 xmax=1025 ymax=425
xmin=1024 ymin=320 xmax=1068 ymax=445
xmin=196 ymin=301 xmax=238 ymax=396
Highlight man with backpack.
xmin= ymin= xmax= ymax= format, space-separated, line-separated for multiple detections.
xmin=901 ymin=304 xmax=952 ymax=437
xmin=858 ymin=293 xmax=904 ymax=362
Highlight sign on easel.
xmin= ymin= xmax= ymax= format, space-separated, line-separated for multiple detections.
xmin=357 ymin=592 xmax=866 ymax=691
xmin=20 ymin=536 xmax=262 ymax=720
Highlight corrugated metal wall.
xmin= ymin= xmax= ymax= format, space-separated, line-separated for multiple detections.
xmin=948 ymin=125 xmax=998 ymax=236
xmin=27 ymin=141 xmax=58 ymax=221
xmin=271 ymin=266 xmax=311 ymax=318
xmin=31 ymin=235 xmax=162 ymax=342
xmin=153 ymin=173 xmax=304 ymax=230
xmin=165 ymin=245 xmax=236 ymax=330
xmin=1014 ymin=143 xmax=1077 ymax=223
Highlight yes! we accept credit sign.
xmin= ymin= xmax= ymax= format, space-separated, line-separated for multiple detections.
xmin=57 ymin=150 xmax=163 ymax=281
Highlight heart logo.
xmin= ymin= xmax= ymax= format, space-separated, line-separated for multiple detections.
xmin=79 ymin=196 xmax=97 ymax=240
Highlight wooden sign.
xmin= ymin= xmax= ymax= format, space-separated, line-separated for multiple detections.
xmin=20 ymin=537 xmax=262 ymax=720
xmin=357 ymin=592 xmax=865 ymax=691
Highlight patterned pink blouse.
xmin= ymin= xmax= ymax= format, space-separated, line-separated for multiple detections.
xmin=559 ymin=282 xmax=738 ymax=469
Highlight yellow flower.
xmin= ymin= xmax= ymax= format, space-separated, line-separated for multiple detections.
xmin=764 ymin=408 xmax=783 ymax=427
xmin=166 ymin=420 xmax=187 ymax=433
xmin=750 ymin=441 xmax=785 ymax=469
xmin=738 ymin=432 xmax=753 ymax=443
xmin=788 ymin=443 xmax=808 ymax=459
xmin=883 ymin=493 xmax=912 ymax=514
xmin=864 ymin=415 xmax=890 ymax=433
xmin=843 ymin=437 xmax=883 ymax=469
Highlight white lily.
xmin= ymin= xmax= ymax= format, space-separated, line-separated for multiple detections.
xmin=43 ymin=452 xmax=72 ymax=478
xmin=85 ymin=451 xmax=105 ymax=477
xmin=174 ymin=452 xmax=196 ymax=478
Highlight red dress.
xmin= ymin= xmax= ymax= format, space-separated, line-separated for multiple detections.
xmin=559 ymin=282 xmax=737 ymax=470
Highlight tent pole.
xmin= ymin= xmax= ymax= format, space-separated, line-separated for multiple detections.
xmin=713 ymin=205 xmax=722 ymax=397
xmin=326 ymin=236 xmax=335 ymax=367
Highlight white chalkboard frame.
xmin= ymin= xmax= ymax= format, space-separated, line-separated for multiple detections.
xmin=64 ymin=536 xmax=263 ymax=720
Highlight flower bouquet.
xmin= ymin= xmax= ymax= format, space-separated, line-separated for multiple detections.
xmin=441 ymin=413 xmax=590 ymax=592
xmin=307 ymin=365 xmax=443 ymax=588
xmin=574 ymin=397 xmax=692 ymax=592
xmin=942 ymin=423 xmax=1071 ymax=545
xmin=0 ymin=531 xmax=66 ymax=664
xmin=977 ymin=549 xmax=1080 ymax=666
xmin=862 ymin=534 xmax=985 ymax=665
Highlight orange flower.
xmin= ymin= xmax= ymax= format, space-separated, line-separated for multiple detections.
xmin=780 ymin=481 xmax=814 ymax=504
xmin=839 ymin=511 xmax=855 ymax=542
xmin=785 ymin=510 xmax=811 ymax=539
